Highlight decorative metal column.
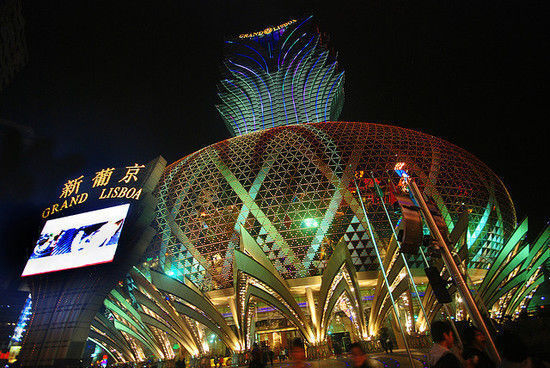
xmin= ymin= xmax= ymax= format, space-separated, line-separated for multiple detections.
xmin=355 ymin=180 xmax=416 ymax=368
xmin=369 ymin=172 xmax=430 ymax=331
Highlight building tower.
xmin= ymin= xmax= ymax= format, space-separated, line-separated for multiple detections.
xmin=216 ymin=16 xmax=345 ymax=136
xmin=0 ymin=0 xmax=27 ymax=92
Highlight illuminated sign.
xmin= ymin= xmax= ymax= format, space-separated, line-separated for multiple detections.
xmin=9 ymin=294 xmax=31 ymax=345
xmin=22 ymin=204 xmax=130 ymax=276
xmin=394 ymin=162 xmax=406 ymax=171
xmin=42 ymin=163 xmax=146 ymax=219
xmin=238 ymin=19 xmax=297 ymax=39
xmin=393 ymin=162 xmax=409 ymax=178
xmin=393 ymin=162 xmax=410 ymax=191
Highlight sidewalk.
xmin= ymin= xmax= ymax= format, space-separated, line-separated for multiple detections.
xmin=250 ymin=352 xmax=428 ymax=368
xmin=369 ymin=349 xmax=429 ymax=368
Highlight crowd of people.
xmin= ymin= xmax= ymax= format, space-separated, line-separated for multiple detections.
xmin=246 ymin=341 xmax=287 ymax=368
xmin=379 ymin=337 xmax=393 ymax=354
xmin=107 ymin=322 xmax=546 ymax=368
xmin=427 ymin=320 xmax=547 ymax=368
xmin=238 ymin=323 xmax=544 ymax=368
xmin=245 ymin=339 xmax=306 ymax=368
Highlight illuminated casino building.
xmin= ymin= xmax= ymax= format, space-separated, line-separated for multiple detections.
xmin=216 ymin=16 xmax=345 ymax=136
xmin=16 ymin=17 xmax=550 ymax=368
xmin=81 ymin=121 xmax=549 ymax=364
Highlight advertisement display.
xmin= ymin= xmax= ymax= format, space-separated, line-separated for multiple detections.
xmin=21 ymin=204 xmax=130 ymax=276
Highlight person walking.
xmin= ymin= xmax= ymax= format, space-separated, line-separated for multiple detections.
xmin=385 ymin=338 xmax=393 ymax=354
xmin=428 ymin=320 xmax=463 ymax=368
xmin=379 ymin=337 xmax=387 ymax=354
xmin=462 ymin=326 xmax=495 ymax=368
xmin=497 ymin=331 xmax=534 ymax=368
xmin=268 ymin=347 xmax=274 ymax=367
xmin=289 ymin=338 xmax=309 ymax=368
xmin=176 ymin=357 xmax=186 ymax=368
xmin=261 ymin=343 xmax=269 ymax=368
xmin=249 ymin=343 xmax=265 ymax=368
xmin=350 ymin=342 xmax=372 ymax=368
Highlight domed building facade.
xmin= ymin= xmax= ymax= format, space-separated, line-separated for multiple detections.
xmin=83 ymin=18 xmax=547 ymax=364
xmin=87 ymin=18 xmax=534 ymax=363
xmin=146 ymin=121 xmax=516 ymax=291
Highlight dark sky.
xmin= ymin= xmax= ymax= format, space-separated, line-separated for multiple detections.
xmin=0 ymin=0 xmax=548 ymax=285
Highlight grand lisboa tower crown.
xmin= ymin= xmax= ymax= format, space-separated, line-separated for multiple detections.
xmin=216 ymin=16 xmax=345 ymax=136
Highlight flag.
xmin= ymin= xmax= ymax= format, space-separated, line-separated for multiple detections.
xmin=458 ymin=232 xmax=469 ymax=265
xmin=370 ymin=173 xmax=384 ymax=199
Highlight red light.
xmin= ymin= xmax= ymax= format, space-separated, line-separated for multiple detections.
xmin=394 ymin=162 xmax=406 ymax=170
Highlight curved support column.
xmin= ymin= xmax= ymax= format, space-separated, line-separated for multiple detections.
xmin=317 ymin=239 xmax=366 ymax=340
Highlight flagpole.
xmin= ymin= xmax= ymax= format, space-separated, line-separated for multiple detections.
xmin=408 ymin=179 xmax=501 ymax=364
xmin=354 ymin=180 xmax=416 ymax=368
xmin=370 ymin=172 xmax=430 ymax=334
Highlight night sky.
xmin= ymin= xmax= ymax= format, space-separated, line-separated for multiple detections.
xmin=0 ymin=0 xmax=547 ymax=286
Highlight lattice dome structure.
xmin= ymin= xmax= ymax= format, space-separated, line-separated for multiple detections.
xmin=146 ymin=122 xmax=516 ymax=291
xmin=216 ymin=16 xmax=345 ymax=136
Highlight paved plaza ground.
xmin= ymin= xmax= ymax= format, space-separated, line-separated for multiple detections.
xmin=270 ymin=350 xmax=429 ymax=368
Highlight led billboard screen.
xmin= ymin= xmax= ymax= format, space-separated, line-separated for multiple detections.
xmin=21 ymin=204 xmax=130 ymax=276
